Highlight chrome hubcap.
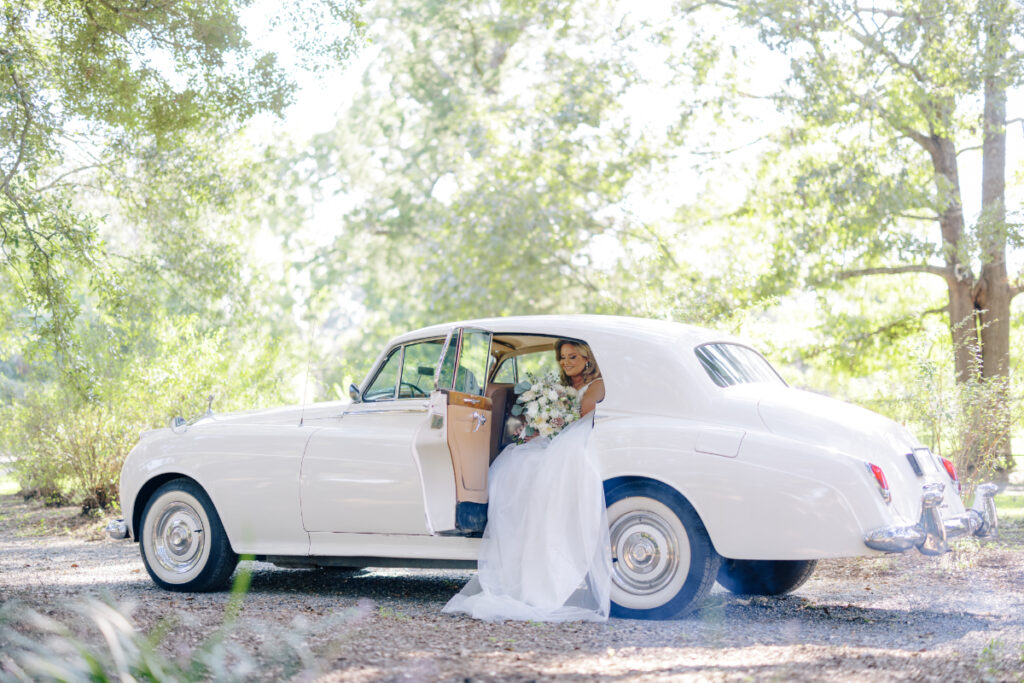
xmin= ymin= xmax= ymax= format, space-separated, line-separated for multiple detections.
xmin=610 ymin=511 xmax=679 ymax=595
xmin=153 ymin=502 xmax=205 ymax=575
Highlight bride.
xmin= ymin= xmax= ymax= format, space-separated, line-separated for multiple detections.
xmin=443 ymin=339 xmax=612 ymax=622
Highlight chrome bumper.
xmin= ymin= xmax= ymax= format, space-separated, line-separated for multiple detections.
xmin=105 ymin=519 xmax=128 ymax=540
xmin=864 ymin=483 xmax=998 ymax=556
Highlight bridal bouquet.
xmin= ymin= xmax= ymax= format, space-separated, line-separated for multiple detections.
xmin=508 ymin=372 xmax=581 ymax=443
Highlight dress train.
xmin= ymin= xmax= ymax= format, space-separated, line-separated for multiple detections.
xmin=442 ymin=415 xmax=611 ymax=622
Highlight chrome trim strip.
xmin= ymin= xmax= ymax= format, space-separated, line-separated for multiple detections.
xmin=345 ymin=408 xmax=428 ymax=416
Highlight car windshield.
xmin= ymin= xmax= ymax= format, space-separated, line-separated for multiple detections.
xmin=694 ymin=343 xmax=785 ymax=388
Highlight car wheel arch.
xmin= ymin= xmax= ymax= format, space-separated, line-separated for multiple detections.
xmin=132 ymin=474 xmax=225 ymax=546
xmin=602 ymin=475 xmax=720 ymax=555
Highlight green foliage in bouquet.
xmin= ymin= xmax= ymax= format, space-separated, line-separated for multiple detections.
xmin=509 ymin=373 xmax=581 ymax=444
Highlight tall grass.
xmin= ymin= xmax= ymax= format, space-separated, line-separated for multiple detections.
xmin=0 ymin=564 xmax=368 ymax=681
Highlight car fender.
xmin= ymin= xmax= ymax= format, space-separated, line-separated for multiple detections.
xmin=592 ymin=416 xmax=895 ymax=560
xmin=121 ymin=422 xmax=314 ymax=556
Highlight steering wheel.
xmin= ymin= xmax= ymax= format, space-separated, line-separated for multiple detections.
xmin=400 ymin=382 xmax=429 ymax=398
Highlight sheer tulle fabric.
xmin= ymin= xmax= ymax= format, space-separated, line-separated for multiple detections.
xmin=442 ymin=415 xmax=612 ymax=622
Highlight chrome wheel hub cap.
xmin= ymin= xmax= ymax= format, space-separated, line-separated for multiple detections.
xmin=610 ymin=511 xmax=679 ymax=595
xmin=153 ymin=502 xmax=205 ymax=575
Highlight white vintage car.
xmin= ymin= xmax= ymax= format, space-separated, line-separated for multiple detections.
xmin=109 ymin=315 xmax=998 ymax=619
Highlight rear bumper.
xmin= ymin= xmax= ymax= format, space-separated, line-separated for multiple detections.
xmin=864 ymin=483 xmax=998 ymax=555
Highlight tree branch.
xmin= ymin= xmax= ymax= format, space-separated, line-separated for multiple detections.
xmin=957 ymin=144 xmax=983 ymax=157
xmin=895 ymin=211 xmax=940 ymax=221
xmin=678 ymin=1 xmax=738 ymax=12
xmin=690 ymin=135 xmax=767 ymax=156
xmin=834 ymin=264 xmax=950 ymax=281
xmin=803 ymin=38 xmax=935 ymax=152
xmin=34 ymin=164 xmax=104 ymax=193
xmin=853 ymin=6 xmax=907 ymax=19
xmin=843 ymin=16 xmax=927 ymax=85
xmin=797 ymin=305 xmax=948 ymax=361
xmin=0 ymin=49 xmax=34 ymax=194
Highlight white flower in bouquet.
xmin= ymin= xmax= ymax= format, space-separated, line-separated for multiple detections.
xmin=509 ymin=372 xmax=581 ymax=444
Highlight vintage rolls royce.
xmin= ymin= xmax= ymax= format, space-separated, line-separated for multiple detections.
xmin=108 ymin=315 xmax=999 ymax=619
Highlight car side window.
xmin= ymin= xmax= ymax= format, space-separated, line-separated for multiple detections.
xmin=492 ymin=356 xmax=517 ymax=383
xmin=516 ymin=349 xmax=560 ymax=378
xmin=437 ymin=336 xmax=459 ymax=390
xmin=455 ymin=330 xmax=489 ymax=396
xmin=398 ymin=340 xmax=444 ymax=398
xmin=363 ymin=348 xmax=402 ymax=401
xmin=695 ymin=343 xmax=785 ymax=387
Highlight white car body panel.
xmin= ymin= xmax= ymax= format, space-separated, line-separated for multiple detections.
xmin=119 ymin=314 xmax=972 ymax=566
xmin=301 ymin=404 xmax=429 ymax=535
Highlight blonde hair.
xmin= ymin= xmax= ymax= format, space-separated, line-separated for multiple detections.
xmin=554 ymin=339 xmax=601 ymax=386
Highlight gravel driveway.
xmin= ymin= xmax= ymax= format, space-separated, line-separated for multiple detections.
xmin=1 ymin=494 xmax=1023 ymax=682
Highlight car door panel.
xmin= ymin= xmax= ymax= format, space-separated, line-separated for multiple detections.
xmin=446 ymin=390 xmax=492 ymax=500
xmin=411 ymin=328 xmax=495 ymax=534
xmin=300 ymin=405 xmax=430 ymax=534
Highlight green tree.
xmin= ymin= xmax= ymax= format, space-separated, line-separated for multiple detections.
xmin=699 ymin=0 xmax=1024 ymax=460
xmin=289 ymin=0 xmax=732 ymax=369
xmin=0 ymin=0 xmax=362 ymax=373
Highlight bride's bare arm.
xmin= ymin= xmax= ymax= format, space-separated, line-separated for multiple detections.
xmin=579 ymin=379 xmax=605 ymax=417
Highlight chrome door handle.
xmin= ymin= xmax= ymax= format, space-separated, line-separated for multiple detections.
xmin=462 ymin=397 xmax=479 ymax=405
xmin=471 ymin=411 xmax=487 ymax=432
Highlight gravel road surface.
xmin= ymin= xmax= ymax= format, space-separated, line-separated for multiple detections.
xmin=1 ymin=494 xmax=1023 ymax=682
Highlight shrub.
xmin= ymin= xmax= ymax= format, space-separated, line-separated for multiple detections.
xmin=0 ymin=315 xmax=296 ymax=512
xmin=864 ymin=335 xmax=1021 ymax=497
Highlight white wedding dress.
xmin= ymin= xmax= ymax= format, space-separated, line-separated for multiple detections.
xmin=442 ymin=388 xmax=612 ymax=622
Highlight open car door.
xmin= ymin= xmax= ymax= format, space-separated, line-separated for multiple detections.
xmin=413 ymin=327 xmax=494 ymax=534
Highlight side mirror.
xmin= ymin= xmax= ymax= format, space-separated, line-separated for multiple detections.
xmin=348 ymin=383 xmax=361 ymax=402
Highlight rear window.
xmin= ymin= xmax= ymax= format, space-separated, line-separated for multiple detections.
xmin=695 ymin=343 xmax=785 ymax=388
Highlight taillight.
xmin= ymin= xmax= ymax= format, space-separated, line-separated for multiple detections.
xmin=940 ymin=457 xmax=961 ymax=494
xmin=865 ymin=462 xmax=891 ymax=503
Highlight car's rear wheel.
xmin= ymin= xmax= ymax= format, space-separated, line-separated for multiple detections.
xmin=140 ymin=479 xmax=238 ymax=592
xmin=716 ymin=559 xmax=818 ymax=596
xmin=605 ymin=481 xmax=721 ymax=619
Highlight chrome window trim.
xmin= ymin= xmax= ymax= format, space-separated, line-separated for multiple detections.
xmin=344 ymin=407 xmax=429 ymax=416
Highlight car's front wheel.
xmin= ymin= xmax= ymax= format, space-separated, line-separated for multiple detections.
xmin=140 ymin=479 xmax=238 ymax=592
xmin=716 ymin=559 xmax=818 ymax=596
xmin=605 ymin=481 xmax=721 ymax=619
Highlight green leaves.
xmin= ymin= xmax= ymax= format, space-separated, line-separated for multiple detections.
xmin=1 ymin=0 xmax=364 ymax=381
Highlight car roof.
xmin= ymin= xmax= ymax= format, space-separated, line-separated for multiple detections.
xmin=388 ymin=314 xmax=741 ymax=349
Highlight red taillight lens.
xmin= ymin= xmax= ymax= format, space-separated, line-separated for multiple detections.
xmin=865 ymin=462 xmax=891 ymax=503
xmin=940 ymin=457 xmax=961 ymax=494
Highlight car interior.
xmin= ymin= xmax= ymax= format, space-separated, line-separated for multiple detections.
xmin=358 ymin=332 xmax=587 ymax=534
xmin=484 ymin=334 xmax=568 ymax=462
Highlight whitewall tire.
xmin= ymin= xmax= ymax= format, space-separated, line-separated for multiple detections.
xmin=605 ymin=481 xmax=721 ymax=619
xmin=140 ymin=479 xmax=238 ymax=592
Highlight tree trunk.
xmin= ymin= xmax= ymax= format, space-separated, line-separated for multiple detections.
xmin=927 ymin=136 xmax=977 ymax=381
xmin=977 ymin=9 xmax=1013 ymax=465
xmin=977 ymin=92 xmax=1010 ymax=379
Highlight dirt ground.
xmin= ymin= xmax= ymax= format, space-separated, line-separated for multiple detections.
xmin=1 ymin=493 xmax=1023 ymax=682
